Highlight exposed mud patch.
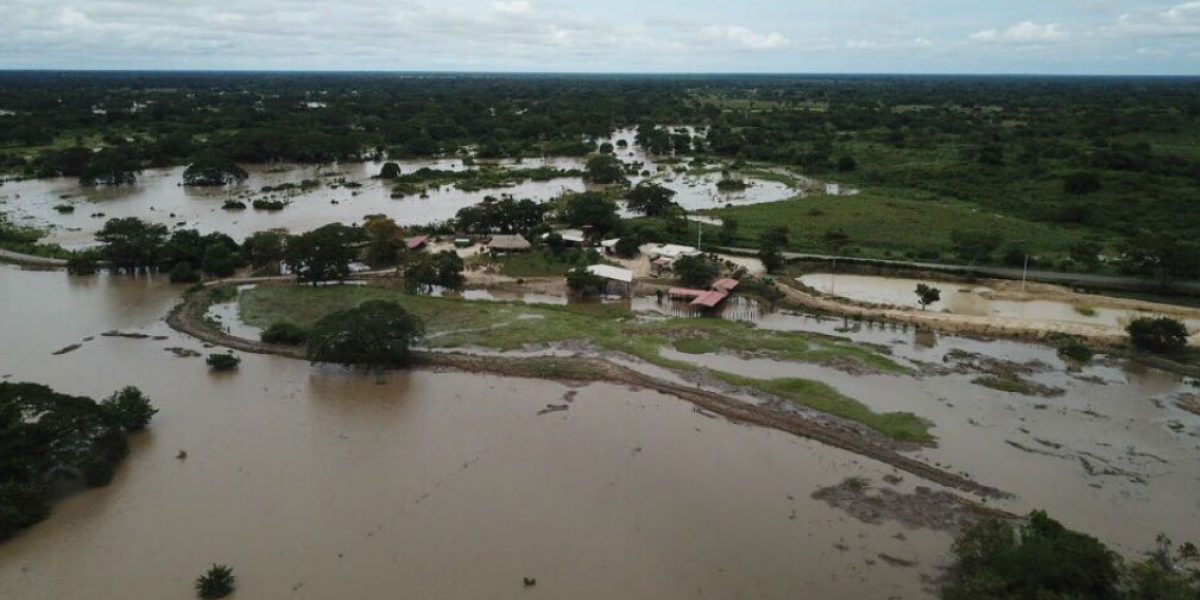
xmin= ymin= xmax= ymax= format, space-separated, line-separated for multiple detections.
xmin=811 ymin=477 xmax=1008 ymax=532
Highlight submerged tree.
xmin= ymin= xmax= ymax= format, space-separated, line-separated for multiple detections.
xmin=624 ymin=182 xmax=678 ymax=217
xmin=915 ymin=283 xmax=941 ymax=310
xmin=307 ymin=300 xmax=424 ymax=368
xmin=283 ymin=223 xmax=365 ymax=285
xmin=96 ymin=217 xmax=169 ymax=273
xmin=195 ymin=564 xmax=236 ymax=599
xmin=182 ymin=154 xmax=248 ymax=186
xmin=79 ymin=148 xmax=140 ymax=186
xmin=582 ymin=154 xmax=627 ymax=185
xmin=0 ymin=382 xmax=156 ymax=539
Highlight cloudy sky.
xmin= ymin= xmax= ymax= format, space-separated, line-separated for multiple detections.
xmin=2 ymin=0 xmax=1198 ymax=74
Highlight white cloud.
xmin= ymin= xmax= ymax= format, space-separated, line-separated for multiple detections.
xmin=1162 ymin=1 xmax=1200 ymax=22
xmin=493 ymin=1 xmax=532 ymax=15
xmin=700 ymin=25 xmax=788 ymax=50
xmin=970 ymin=21 xmax=1066 ymax=42
xmin=843 ymin=39 xmax=879 ymax=49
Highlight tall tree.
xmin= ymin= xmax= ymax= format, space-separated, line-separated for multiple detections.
xmin=307 ymin=301 xmax=424 ymax=368
xmin=95 ymin=217 xmax=168 ymax=272
xmin=624 ymin=182 xmax=679 ymax=217
xmin=283 ymin=223 xmax=364 ymax=285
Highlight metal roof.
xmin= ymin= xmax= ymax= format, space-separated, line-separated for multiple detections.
xmin=487 ymin=234 xmax=531 ymax=250
xmin=585 ymin=264 xmax=634 ymax=283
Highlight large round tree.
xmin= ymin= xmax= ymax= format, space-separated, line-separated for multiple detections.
xmin=306 ymin=301 xmax=424 ymax=368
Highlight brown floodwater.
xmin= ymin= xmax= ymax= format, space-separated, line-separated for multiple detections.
xmin=0 ymin=264 xmax=949 ymax=599
xmin=0 ymin=128 xmax=795 ymax=249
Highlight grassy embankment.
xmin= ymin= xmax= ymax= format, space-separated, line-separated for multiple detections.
xmin=0 ymin=219 xmax=71 ymax=259
xmin=239 ymin=284 xmax=932 ymax=442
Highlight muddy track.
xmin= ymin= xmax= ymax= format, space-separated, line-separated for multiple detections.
xmin=167 ymin=285 xmax=1009 ymax=500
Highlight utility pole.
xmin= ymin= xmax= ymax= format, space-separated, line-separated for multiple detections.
xmin=697 ymin=219 xmax=702 ymax=251
xmin=1022 ymin=254 xmax=1029 ymax=292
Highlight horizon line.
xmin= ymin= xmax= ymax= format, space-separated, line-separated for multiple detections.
xmin=0 ymin=68 xmax=1197 ymax=79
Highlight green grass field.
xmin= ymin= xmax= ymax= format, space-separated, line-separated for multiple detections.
xmin=702 ymin=188 xmax=1087 ymax=263
xmin=240 ymin=284 xmax=931 ymax=442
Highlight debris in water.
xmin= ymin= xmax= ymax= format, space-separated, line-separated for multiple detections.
xmin=877 ymin=553 xmax=918 ymax=568
xmin=165 ymin=347 xmax=201 ymax=358
xmin=523 ymin=577 xmax=537 ymax=587
xmin=176 ymin=450 xmax=188 ymax=460
xmin=101 ymin=330 xmax=151 ymax=339
xmin=52 ymin=343 xmax=82 ymax=355
xmin=537 ymin=404 xmax=569 ymax=416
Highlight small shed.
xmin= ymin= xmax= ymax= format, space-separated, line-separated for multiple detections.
xmin=600 ymin=238 xmax=621 ymax=255
xmin=690 ymin=289 xmax=730 ymax=308
xmin=487 ymin=234 xmax=532 ymax=253
xmin=585 ymin=264 xmax=635 ymax=296
xmin=406 ymin=235 xmax=430 ymax=251
xmin=711 ymin=278 xmax=740 ymax=292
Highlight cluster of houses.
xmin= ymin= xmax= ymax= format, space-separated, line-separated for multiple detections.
xmin=404 ymin=230 xmax=736 ymax=311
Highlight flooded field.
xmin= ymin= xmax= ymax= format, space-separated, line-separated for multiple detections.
xmin=3 ymin=260 xmax=1199 ymax=599
xmin=0 ymin=264 xmax=944 ymax=599
xmin=0 ymin=127 xmax=796 ymax=249
xmin=799 ymin=273 xmax=1200 ymax=335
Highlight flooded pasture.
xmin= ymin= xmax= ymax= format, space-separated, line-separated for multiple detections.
xmin=3 ymin=255 xmax=1199 ymax=598
xmin=0 ymin=264 xmax=947 ymax=599
xmin=0 ymin=127 xmax=798 ymax=249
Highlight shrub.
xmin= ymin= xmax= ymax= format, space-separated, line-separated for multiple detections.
xmin=170 ymin=261 xmax=200 ymax=283
xmin=206 ymin=352 xmax=241 ymax=371
xmin=195 ymin=564 xmax=236 ymax=599
xmin=566 ymin=267 xmax=605 ymax=296
xmin=915 ymin=283 xmax=941 ymax=310
xmin=101 ymin=387 xmax=158 ymax=432
xmin=252 ymin=199 xmax=288 ymax=211
xmin=260 ymin=321 xmax=307 ymax=345
xmin=1127 ymin=316 xmax=1189 ymax=354
xmin=66 ymin=251 xmax=100 ymax=275
xmin=1057 ymin=339 xmax=1096 ymax=362
xmin=221 ymin=200 xmax=246 ymax=210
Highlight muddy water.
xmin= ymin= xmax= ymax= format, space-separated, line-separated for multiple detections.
xmin=657 ymin=327 xmax=1200 ymax=556
xmin=0 ymin=129 xmax=795 ymax=249
xmin=799 ymin=273 xmax=1200 ymax=333
xmin=0 ymin=160 xmax=585 ymax=249
xmin=0 ymin=264 xmax=944 ymax=599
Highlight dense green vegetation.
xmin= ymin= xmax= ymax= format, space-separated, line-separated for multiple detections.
xmin=239 ymin=284 xmax=931 ymax=442
xmin=943 ymin=510 xmax=1198 ymax=600
xmin=0 ymin=213 xmax=70 ymax=260
xmin=0 ymin=382 xmax=156 ymax=539
xmin=2 ymin=73 xmax=1196 ymax=275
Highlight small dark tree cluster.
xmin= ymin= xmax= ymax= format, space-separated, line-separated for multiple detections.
xmin=260 ymin=321 xmax=308 ymax=345
xmin=915 ymin=283 xmax=941 ymax=310
xmin=195 ymin=564 xmax=236 ymax=599
xmin=206 ymin=352 xmax=241 ymax=371
xmin=1126 ymin=316 xmax=1189 ymax=355
xmin=307 ymin=300 xmax=424 ymax=368
xmin=403 ymin=251 xmax=465 ymax=293
xmin=673 ymin=255 xmax=717 ymax=288
xmin=182 ymin=154 xmax=248 ymax=186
